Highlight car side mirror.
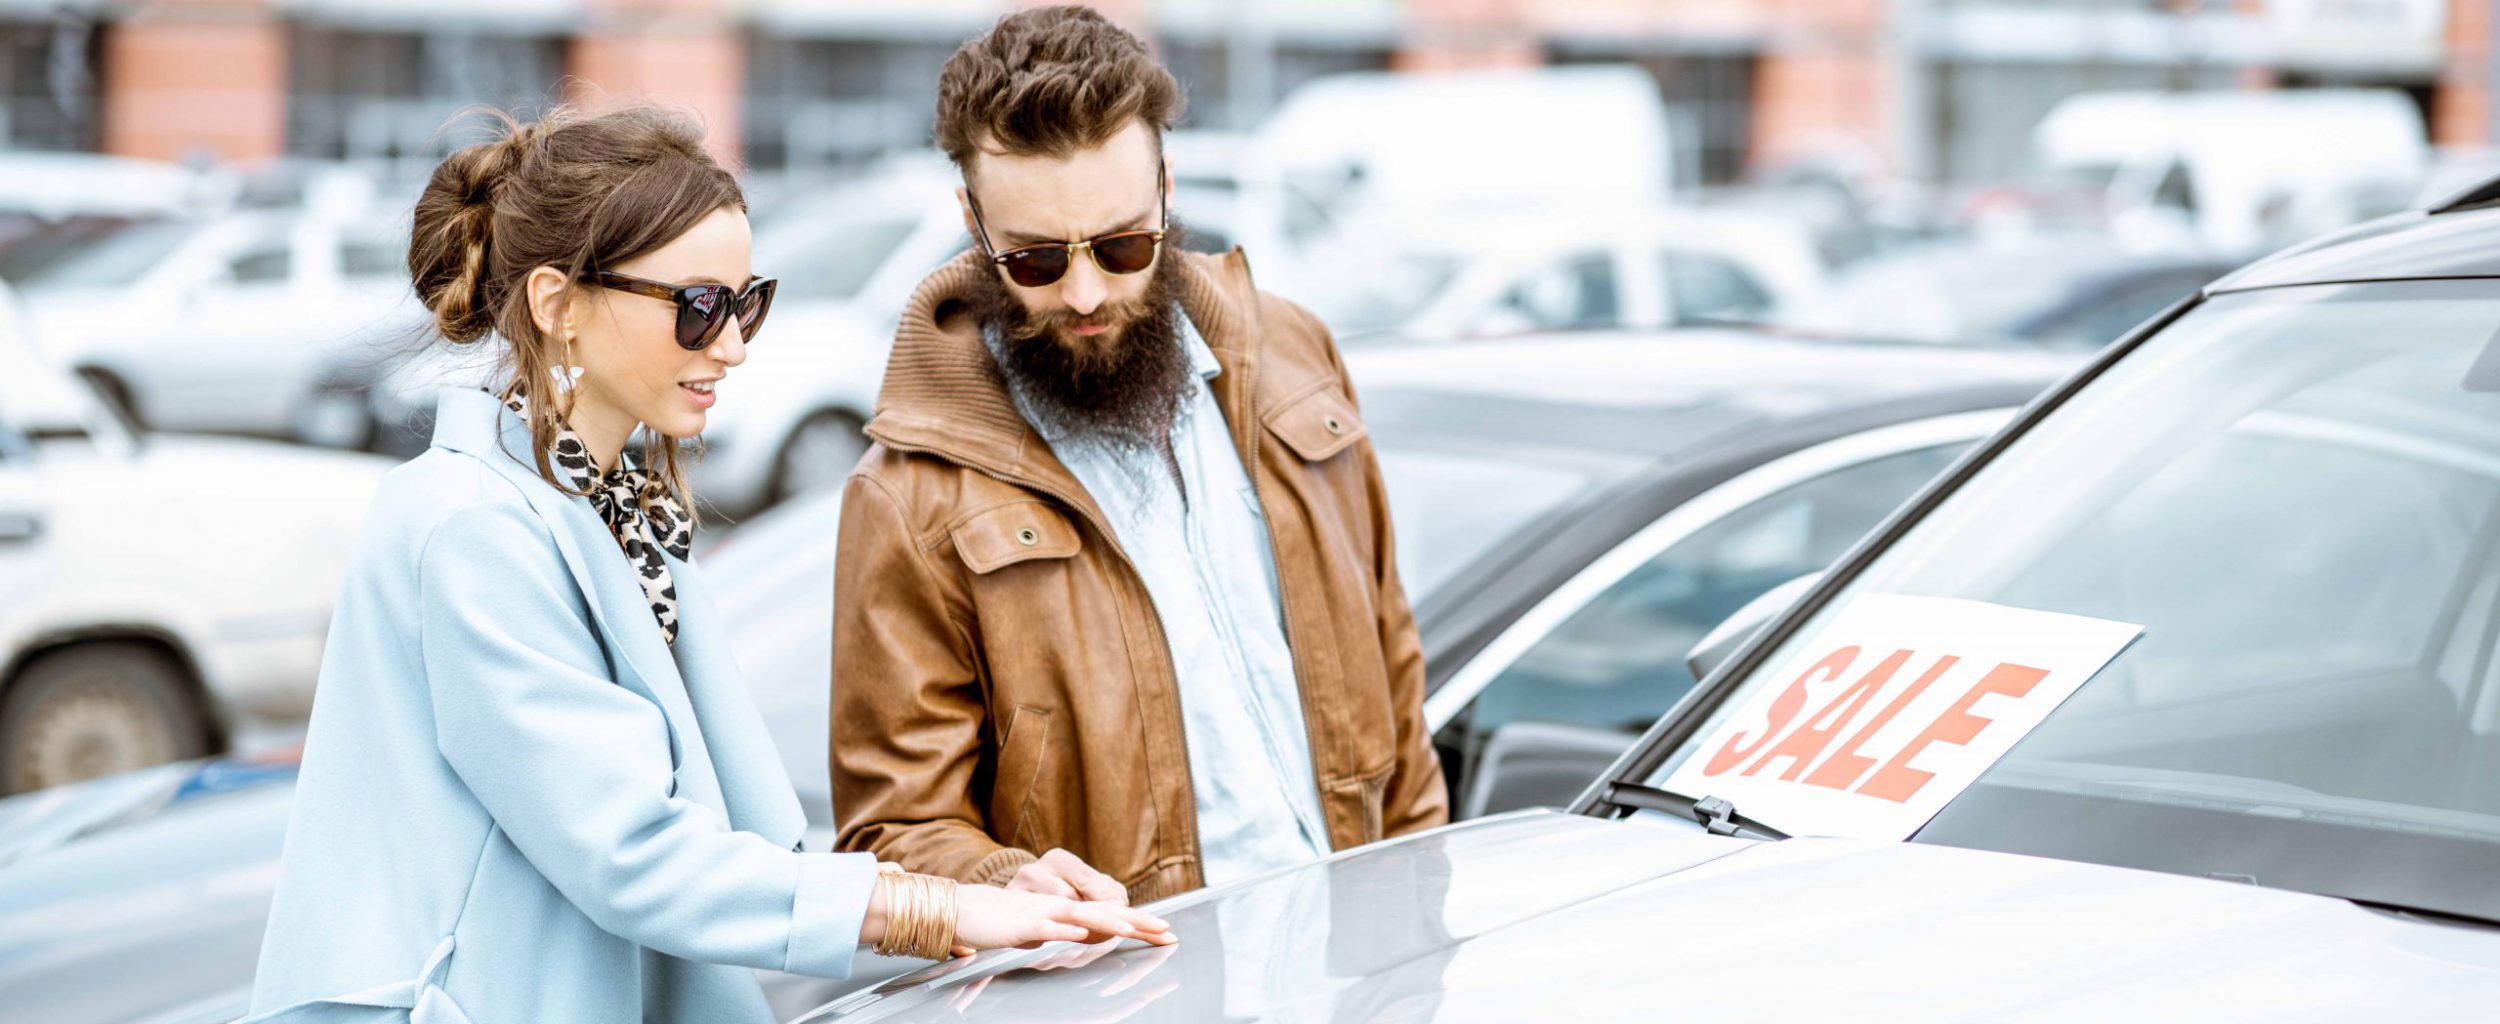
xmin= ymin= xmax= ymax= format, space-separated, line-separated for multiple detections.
xmin=1685 ymin=572 xmax=1820 ymax=684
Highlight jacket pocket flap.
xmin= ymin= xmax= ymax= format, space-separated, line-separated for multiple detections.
xmin=951 ymin=502 xmax=1080 ymax=574
xmin=1264 ymin=384 xmax=1367 ymax=462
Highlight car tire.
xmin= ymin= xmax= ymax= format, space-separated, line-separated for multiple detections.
xmin=0 ymin=646 xmax=211 ymax=795
xmin=767 ymin=411 xmax=870 ymax=508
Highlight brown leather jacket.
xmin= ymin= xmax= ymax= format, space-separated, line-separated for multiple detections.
xmin=829 ymin=248 xmax=1448 ymax=903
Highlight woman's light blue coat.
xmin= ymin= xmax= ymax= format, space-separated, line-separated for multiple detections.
xmin=246 ymin=389 xmax=876 ymax=1023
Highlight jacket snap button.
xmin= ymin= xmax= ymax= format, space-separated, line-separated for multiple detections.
xmin=1323 ymin=416 xmax=1344 ymax=435
xmin=1016 ymin=527 xmax=1039 ymax=546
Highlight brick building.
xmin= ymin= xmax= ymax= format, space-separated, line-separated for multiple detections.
xmin=0 ymin=0 xmax=2475 ymax=186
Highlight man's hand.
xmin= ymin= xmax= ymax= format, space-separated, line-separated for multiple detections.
xmin=1006 ymin=848 xmax=1129 ymax=905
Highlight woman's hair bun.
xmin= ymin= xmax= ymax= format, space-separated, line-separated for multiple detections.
xmin=409 ymin=112 xmax=544 ymax=344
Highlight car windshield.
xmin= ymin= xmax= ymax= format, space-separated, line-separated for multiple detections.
xmin=12 ymin=218 xmax=202 ymax=291
xmin=1643 ymin=278 xmax=2500 ymax=922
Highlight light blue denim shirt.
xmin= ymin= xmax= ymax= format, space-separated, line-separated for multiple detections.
xmin=989 ymin=314 xmax=1330 ymax=887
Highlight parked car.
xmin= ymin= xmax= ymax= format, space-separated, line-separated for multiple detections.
xmin=795 ymin=175 xmax=2500 ymax=1024
xmin=1794 ymin=237 xmax=2236 ymax=350
xmin=1296 ymin=207 xmax=1825 ymax=341
xmin=13 ymin=184 xmax=418 ymax=439
xmin=0 ymin=286 xmax=393 ymax=794
xmin=704 ymin=329 xmax=2071 ymax=817
xmin=2031 ymin=88 xmax=2426 ymax=253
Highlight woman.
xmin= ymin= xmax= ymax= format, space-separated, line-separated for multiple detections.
xmin=246 ymin=107 xmax=1171 ymax=1023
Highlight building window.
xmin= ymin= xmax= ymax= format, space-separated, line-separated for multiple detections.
xmin=287 ymin=26 xmax=564 ymax=181
xmin=1550 ymin=46 xmax=1756 ymax=187
xmin=0 ymin=15 xmax=101 ymax=152
xmin=744 ymin=34 xmax=959 ymax=174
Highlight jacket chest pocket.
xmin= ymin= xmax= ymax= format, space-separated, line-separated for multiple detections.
xmin=951 ymin=501 xmax=1081 ymax=574
xmin=1262 ymin=382 xmax=1367 ymax=463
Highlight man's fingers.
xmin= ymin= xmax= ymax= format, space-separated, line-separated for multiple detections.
xmin=1012 ymin=865 xmax=1081 ymax=900
xmin=1071 ymin=869 xmax=1129 ymax=905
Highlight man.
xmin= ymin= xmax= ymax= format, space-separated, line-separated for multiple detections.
xmin=831 ymin=4 xmax=1446 ymax=907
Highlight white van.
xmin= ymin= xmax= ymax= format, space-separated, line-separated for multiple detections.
xmin=1240 ymin=66 xmax=1676 ymax=292
xmin=2032 ymin=89 xmax=2427 ymax=254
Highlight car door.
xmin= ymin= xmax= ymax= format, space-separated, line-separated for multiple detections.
xmin=150 ymin=218 xmax=306 ymax=432
xmin=0 ymin=403 xmax=53 ymax=647
xmin=1428 ymin=417 xmax=1996 ymax=818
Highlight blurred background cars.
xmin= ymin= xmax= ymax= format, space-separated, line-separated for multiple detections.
xmin=1297 ymin=205 xmax=1826 ymax=341
xmin=1793 ymin=237 xmax=2239 ymax=348
xmin=0 ymin=285 xmax=391 ymax=795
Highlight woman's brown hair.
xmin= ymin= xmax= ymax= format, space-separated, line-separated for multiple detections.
xmin=408 ymin=105 xmax=743 ymax=509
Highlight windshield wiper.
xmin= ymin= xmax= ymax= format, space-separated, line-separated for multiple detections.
xmin=1601 ymin=781 xmax=1790 ymax=840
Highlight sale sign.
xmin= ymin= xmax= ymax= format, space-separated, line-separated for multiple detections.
xmin=1660 ymin=594 xmax=2141 ymax=841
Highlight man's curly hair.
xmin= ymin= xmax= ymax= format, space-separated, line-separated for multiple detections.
xmin=934 ymin=5 xmax=1184 ymax=176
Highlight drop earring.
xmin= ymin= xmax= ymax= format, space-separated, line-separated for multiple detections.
xmin=551 ymin=336 xmax=584 ymax=395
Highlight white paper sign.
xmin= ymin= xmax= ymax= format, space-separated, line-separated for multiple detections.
xmin=1662 ymin=594 xmax=2142 ymax=841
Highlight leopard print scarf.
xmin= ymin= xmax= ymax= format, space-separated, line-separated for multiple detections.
xmin=502 ymin=389 xmax=692 ymax=646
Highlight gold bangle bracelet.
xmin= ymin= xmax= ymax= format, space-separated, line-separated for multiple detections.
xmin=872 ymin=872 xmax=961 ymax=961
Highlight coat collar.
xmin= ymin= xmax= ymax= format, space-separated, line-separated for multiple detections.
xmin=869 ymin=247 xmax=1310 ymax=520
xmin=427 ymin=388 xmax=807 ymax=848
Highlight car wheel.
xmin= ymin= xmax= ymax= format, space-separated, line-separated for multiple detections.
xmin=769 ymin=411 xmax=869 ymax=507
xmin=0 ymin=646 xmax=211 ymax=795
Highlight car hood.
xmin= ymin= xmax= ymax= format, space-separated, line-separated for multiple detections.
xmin=804 ymin=811 xmax=2500 ymax=1023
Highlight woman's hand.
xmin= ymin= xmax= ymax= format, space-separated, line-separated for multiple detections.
xmin=952 ymin=882 xmax=1175 ymax=952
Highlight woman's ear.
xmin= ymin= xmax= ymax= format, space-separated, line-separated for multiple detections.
xmin=524 ymin=265 xmax=575 ymax=338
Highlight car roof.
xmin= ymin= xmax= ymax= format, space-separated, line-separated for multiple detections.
xmin=2212 ymin=201 xmax=2500 ymax=292
xmin=1345 ymin=328 xmax=2078 ymax=466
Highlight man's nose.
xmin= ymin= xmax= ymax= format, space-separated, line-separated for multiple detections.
xmin=1058 ymin=254 xmax=1107 ymax=316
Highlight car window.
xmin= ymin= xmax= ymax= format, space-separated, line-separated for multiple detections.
xmin=1643 ymin=279 xmax=2500 ymax=923
xmin=1497 ymin=252 xmax=1617 ymax=331
xmin=341 ymin=237 xmax=406 ymax=281
xmin=14 ymin=220 xmax=203 ymax=290
xmin=1462 ymin=443 xmax=1964 ymax=742
xmin=1665 ymin=251 xmax=1774 ymax=325
xmin=228 ymin=245 xmax=292 ymax=285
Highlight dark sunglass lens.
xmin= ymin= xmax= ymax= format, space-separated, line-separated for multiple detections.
xmin=1003 ymin=248 xmax=1069 ymax=288
xmin=1094 ymin=234 xmax=1158 ymax=274
xmin=736 ymin=281 xmax=775 ymax=342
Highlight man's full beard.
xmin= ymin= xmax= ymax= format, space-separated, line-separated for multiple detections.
xmin=965 ymin=237 xmax=1193 ymax=451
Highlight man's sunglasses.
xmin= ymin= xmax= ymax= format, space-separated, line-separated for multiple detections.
xmin=586 ymin=271 xmax=777 ymax=351
xmin=966 ymin=161 xmax=1168 ymax=289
